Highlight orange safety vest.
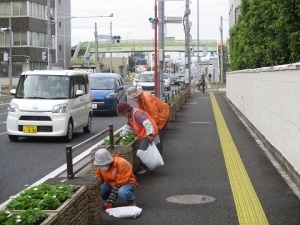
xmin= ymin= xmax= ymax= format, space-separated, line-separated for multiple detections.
xmin=137 ymin=91 xmax=170 ymax=129
xmin=129 ymin=108 xmax=158 ymax=139
xmin=95 ymin=154 xmax=138 ymax=187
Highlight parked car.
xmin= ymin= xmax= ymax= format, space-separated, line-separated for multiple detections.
xmin=6 ymin=70 xmax=93 ymax=142
xmin=178 ymin=74 xmax=185 ymax=84
xmin=132 ymin=73 xmax=140 ymax=87
xmin=170 ymin=74 xmax=180 ymax=86
xmin=89 ymin=73 xmax=127 ymax=116
xmin=163 ymin=73 xmax=171 ymax=91
xmin=136 ymin=71 xmax=155 ymax=94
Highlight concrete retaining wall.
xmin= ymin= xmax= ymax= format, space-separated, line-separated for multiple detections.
xmin=226 ymin=63 xmax=300 ymax=179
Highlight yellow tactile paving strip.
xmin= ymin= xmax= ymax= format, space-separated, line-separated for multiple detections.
xmin=210 ymin=92 xmax=269 ymax=225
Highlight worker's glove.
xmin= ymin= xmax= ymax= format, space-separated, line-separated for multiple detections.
xmin=105 ymin=203 xmax=114 ymax=210
xmin=148 ymin=135 xmax=155 ymax=144
xmin=106 ymin=185 xmax=121 ymax=207
xmin=115 ymin=136 xmax=122 ymax=145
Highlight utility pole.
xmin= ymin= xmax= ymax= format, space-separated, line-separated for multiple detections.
xmin=184 ymin=0 xmax=191 ymax=85
xmin=158 ymin=0 xmax=165 ymax=98
xmin=197 ymin=0 xmax=200 ymax=70
xmin=110 ymin=21 xmax=112 ymax=73
xmin=94 ymin=23 xmax=101 ymax=72
xmin=47 ymin=0 xmax=52 ymax=69
xmin=220 ymin=16 xmax=224 ymax=85
xmin=93 ymin=14 xmax=113 ymax=72
xmin=154 ymin=0 xmax=158 ymax=97
xmin=8 ymin=17 xmax=12 ymax=89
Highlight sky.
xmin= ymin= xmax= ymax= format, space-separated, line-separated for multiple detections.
xmin=71 ymin=0 xmax=229 ymax=46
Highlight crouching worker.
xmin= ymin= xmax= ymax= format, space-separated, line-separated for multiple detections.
xmin=116 ymin=102 xmax=159 ymax=175
xmin=94 ymin=148 xmax=138 ymax=210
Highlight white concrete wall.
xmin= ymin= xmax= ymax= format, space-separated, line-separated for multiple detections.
xmin=226 ymin=63 xmax=300 ymax=175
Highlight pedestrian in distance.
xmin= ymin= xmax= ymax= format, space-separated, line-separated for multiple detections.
xmin=116 ymin=102 xmax=159 ymax=175
xmin=94 ymin=148 xmax=138 ymax=210
xmin=195 ymin=79 xmax=201 ymax=92
xmin=208 ymin=73 xmax=212 ymax=82
xmin=126 ymin=86 xmax=169 ymax=155
xmin=200 ymin=75 xmax=206 ymax=93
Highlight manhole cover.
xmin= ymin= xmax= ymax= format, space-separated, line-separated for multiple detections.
xmin=166 ymin=195 xmax=216 ymax=204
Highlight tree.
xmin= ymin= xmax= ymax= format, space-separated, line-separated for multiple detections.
xmin=229 ymin=0 xmax=300 ymax=70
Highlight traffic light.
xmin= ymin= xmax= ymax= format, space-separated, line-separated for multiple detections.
xmin=115 ymin=36 xmax=121 ymax=43
xmin=25 ymin=56 xmax=30 ymax=64
xmin=149 ymin=18 xmax=156 ymax=29
xmin=110 ymin=35 xmax=121 ymax=43
xmin=149 ymin=18 xmax=155 ymax=23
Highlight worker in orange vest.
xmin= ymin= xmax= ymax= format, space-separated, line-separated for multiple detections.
xmin=126 ymin=87 xmax=169 ymax=155
xmin=117 ymin=102 xmax=159 ymax=175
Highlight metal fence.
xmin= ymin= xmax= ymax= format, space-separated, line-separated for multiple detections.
xmin=65 ymin=124 xmax=115 ymax=179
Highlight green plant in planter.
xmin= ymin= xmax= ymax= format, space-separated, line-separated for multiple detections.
xmin=102 ymin=131 xmax=137 ymax=146
xmin=6 ymin=183 xmax=73 ymax=210
xmin=0 ymin=208 xmax=46 ymax=225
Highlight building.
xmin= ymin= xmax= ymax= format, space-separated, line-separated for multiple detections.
xmin=0 ymin=0 xmax=71 ymax=87
xmin=229 ymin=0 xmax=241 ymax=28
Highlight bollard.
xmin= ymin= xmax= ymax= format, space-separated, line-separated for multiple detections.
xmin=66 ymin=145 xmax=74 ymax=179
xmin=109 ymin=124 xmax=114 ymax=149
xmin=216 ymin=82 xmax=219 ymax=92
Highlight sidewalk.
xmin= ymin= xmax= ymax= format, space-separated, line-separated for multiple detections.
xmin=83 ymin=88 xmax=300 ymax=225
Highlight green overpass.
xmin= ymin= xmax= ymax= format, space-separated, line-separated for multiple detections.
xmin=71 ymin=38 xmax=219 ymax=68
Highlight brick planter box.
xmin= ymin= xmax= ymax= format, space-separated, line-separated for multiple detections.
xmin=171 ymin=98 xmax=181 ymax=112
xmin=10 ymin=180 xmax=102 ymax=225
xmin=180 ymin=93 xmax=186 ymax=105
xmin=44 ymin=177 xmax=102 ymax=225
xmin=168 ymin=102 xmax=176 ymax=122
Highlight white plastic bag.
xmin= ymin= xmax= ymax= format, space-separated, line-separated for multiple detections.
xmin=154 ymin=135 xmax=160 ymax=144
xmin=136 ymin=143 xmax=164 ymax=170
xmin=106 ymin=206 xmax=142 ymax=218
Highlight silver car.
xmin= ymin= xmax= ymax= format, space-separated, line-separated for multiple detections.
xmin=163 ymin=73 xmax=171 ymax=91
xmin=132 ymin=73 xmax=140 ymax=87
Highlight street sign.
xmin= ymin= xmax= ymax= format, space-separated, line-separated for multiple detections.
xmin=42 ymin=51 xmax=47 ymax=61
xmin=98 ymin=34 xmax=111 ymax=40
xmin=165 ymin=16 xmax=182 ymax=24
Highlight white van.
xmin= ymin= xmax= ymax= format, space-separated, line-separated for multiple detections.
xmin=6 ymin=70 xmax=93 ymax=142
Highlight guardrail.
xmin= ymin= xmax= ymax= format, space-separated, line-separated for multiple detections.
xmin=65 ymin=124 xmax=115 ymax=179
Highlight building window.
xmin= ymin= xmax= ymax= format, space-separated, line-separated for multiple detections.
xmin=0 ymin=2 xmax=12 ymax=16
xmin=0 ymin=33 xmax=10 ymax=47
xmin=29 ymin=2 xmax=46 ymax=19
xmin=29 ymin=32 xmax=46 ymax=47
xmin=13 ymin=1 xmax=27 ymax=16
xmin=234 ymin=8 xmax=239 ymax=23
xmin=13 ymin=31 xmax=27 ymax=46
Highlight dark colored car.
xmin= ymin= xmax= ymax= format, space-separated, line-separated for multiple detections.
xmin=89 ymin=73 xmax=127 ymax=116
xmin=170 ymin=74 xmax=180 ymax=86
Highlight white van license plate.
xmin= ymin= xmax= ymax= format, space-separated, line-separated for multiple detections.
xmin=23 ymin=125 xmax=37 ymax=133
xmin=92 ymin=104 xmax=97 ymax=109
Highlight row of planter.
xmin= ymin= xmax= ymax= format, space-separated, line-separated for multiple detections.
xmin=167 ymin=86 xmax=191 ymax=122
xmin=0 ymin=177 xmax=103 ymax=225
